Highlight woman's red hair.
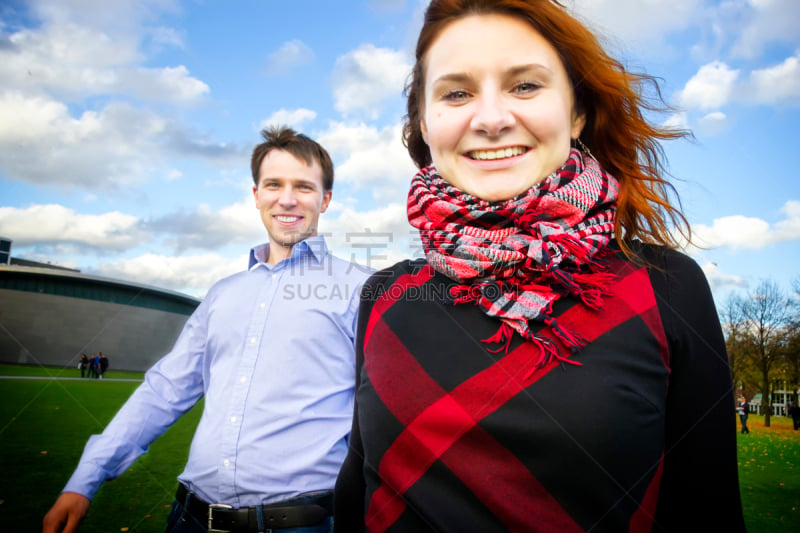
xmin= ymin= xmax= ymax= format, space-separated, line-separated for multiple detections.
xmin=403 ymin=0 xmax=692 ymax=256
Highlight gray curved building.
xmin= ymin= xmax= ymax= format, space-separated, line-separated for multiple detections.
xmin=0 ymin=262 xmax=200 ymax=372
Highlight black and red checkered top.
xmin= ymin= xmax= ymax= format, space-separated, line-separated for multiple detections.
xmin=334 ymin=243 xmax=745 ymax=533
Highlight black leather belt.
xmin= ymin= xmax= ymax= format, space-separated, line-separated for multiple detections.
xmin=175 ymin=483 xmax=332 ymax=532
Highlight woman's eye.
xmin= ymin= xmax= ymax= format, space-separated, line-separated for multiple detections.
xmin=514 ymin=82 xmax=539 ymax=94
xmin=444 ymin=89 xmax=469 ymax=101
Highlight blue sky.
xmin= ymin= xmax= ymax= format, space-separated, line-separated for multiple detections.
xmin=0 ymin=0 xmax=798 ymax=305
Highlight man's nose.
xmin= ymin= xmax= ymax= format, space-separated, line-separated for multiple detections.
xmin=278 ymin=185 xmax=297 ymax=206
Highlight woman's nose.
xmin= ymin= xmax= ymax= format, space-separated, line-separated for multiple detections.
xmin=470 ymin=91 xmax=515 ymax=136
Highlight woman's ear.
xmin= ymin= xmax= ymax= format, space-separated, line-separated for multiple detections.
xmin=571 ymin=112 xmax=586 ymax=140
xmin=420 ymin=119 xmax=429 ymax=145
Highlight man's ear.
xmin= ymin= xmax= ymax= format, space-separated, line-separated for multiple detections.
xmin=320 ymin=190 xmax=332 ymax=213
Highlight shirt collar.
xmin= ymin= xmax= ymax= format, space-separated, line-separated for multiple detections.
xmin=248 ymin=235 xmax=328 ymax=270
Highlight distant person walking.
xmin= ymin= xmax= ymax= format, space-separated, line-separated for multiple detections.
xmin=79 ymin=354 xmax=88 ymax=378
xmin=738 ymin=396 xmax=750 ymax=434
xmin=790 ymin=401 xmax=800 ymax=430
xmin=86 ymin=354 xmax=96 ymax=379
xmin=90 ymin=354 xmax=100 ymax=379
xmin=98 ymin=352 xmax=108 ymax=379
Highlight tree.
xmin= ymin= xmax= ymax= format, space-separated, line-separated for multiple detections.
xmin=720 ymin=293 xmax=753 ymax=397
xmin=784 ymin=277 xmax=800 ymax=406
xmin=739 ymin=280 xmax=793 ymax=427
xmin=778 ymin=328 xmax=800 ymax=407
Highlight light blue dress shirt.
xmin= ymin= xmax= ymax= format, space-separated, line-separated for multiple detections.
xmin=64 ymin=237 xmax=371 ymax=507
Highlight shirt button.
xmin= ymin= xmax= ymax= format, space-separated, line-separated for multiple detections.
xmin=230 ymin=416 xmax=237 ymax=423
xmin=240 ymin=376 xmax=247 ymax=384
xmin=259 ymin=303 xmax=266 ymax=309
xmin=249 ymin=337 xmax=257 ymax=344
xmin=223 ymin=459 xmax=230 ymax=467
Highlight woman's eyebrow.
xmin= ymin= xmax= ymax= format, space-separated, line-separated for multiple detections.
xmin=432 ymin=63 xmax=554 ymax=85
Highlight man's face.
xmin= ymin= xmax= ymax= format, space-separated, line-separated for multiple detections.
xmin=253 ymin=149 xmax=331 ymax=263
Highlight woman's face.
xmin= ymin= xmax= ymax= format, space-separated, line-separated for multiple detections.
xmin=420 ymin=14 xmax=585 ymax=202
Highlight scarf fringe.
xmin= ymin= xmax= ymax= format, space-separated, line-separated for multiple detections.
xmin=450 ymin=284 xmax=482 ymax=305
xmin=569 ymin=271 xmax=616 ymax=309
xmin=547 ymin=233 xmax=591 ymax=263
xmin=483 ymin=322 xmax=515 ymax=354
xmin=482 ymin=320 xmax=583 ymax=379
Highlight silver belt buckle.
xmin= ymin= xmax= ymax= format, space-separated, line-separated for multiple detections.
xmin=208 ymin=503 xmax=233 ymax=533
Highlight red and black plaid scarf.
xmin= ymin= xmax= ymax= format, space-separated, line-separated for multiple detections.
xmin=407 ymin=148 xmax=620 ymax=367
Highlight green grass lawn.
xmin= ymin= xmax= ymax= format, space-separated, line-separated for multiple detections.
xmin=737 ymin=414 xmax=800 ymax=532
xmin=0 ymin=364 xmax=202 ymax=532
xmin=2 ymin=364 xmax=798 ymax=532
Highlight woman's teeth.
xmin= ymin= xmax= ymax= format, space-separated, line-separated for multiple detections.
xmin=469 ymin=146 xmax=526 ymax=160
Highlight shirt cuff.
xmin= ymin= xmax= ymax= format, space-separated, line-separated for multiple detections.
xmin=62 ymin=462 xmax=108 ymax=500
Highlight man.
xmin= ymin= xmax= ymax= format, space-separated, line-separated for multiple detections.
xmin=737 ymin=396 xmax=750 ymax=434
xmin=790 ymin=400 xmax=800 ymax=431
xmin=97 ymin=352 xmax=108 ymax=379
xmin=43 ymin=126 xmax=371 ymax=533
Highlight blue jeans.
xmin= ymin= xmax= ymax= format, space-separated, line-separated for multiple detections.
xmin=165 ymin=496 xmax=333 ymax=533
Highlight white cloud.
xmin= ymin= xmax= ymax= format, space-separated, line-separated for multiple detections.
xmin=662 ymin=112 xmax=689 ymax=130
xmin=117 ymin=65 xmax=209 ymax=105
xmin=700 ymin=261 xmax=748 ymax=293
xmin=696 ymin=111 xmax=729 ymax=136
xmin=26 ymin=0 xmax=181 ymax=33
xmin=569 ymin=0 xmax=703 ymax=52
xmin=265 ymin=39 xmax=315 ymax=75
xmin=0 ymin=92 xmax=238 ymax=189
xmin=692 ymin=215 xmax=770 ymax=249
xmin=0 ymin=204 xmax=144 ymax=250
xmin=260 ymin=108 xmax=318 ymax=131
xmin=677 ymin=61 xmax=739 ymax=111
xmin=676 ymin=55 xmax=800 ymax=116
xmin=774 ymin=200 xmax=800 ymax=241
xmin=571 ymin=0 xmax=798 ymax=63
xmin=745 ymin=54 xmax=800 ymax=106
xmin=316 ymin=121 xmax=417 ymax=202
xmin=0 ymin=4 xmax=206 ymax=105
xmin=331 ymin=44 xmax=411 ymax=119
xmin=0 ymin=92 xmax=165 ymax=188
xmin=320 ymin=202 xmax=416 ymax=270
xmin=689 ymin=200 xmax=800 ymax=250
xmin=148 ymin=196 xmax=265 ymax=251
xmin=730 ymin=0 xmax=800 ymax=58
xmin=91 ymin=252 xmax=244 ymax=298
xmin=166 ymin=169 xmax=183 ymax=181
xmin=147 ymin=26 xmax=185 ymax=49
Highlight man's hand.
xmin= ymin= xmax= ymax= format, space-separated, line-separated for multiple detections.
xmin=42 ymin=492 xmax=90 ymax=533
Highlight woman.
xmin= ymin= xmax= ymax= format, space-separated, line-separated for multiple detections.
xmin=335 ymin=1 xmax=745 ymax=531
